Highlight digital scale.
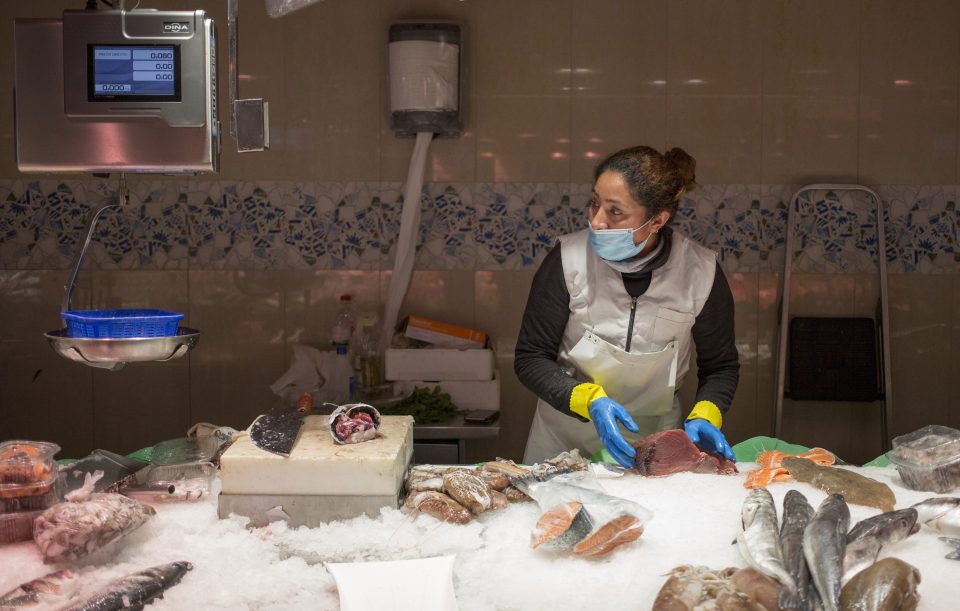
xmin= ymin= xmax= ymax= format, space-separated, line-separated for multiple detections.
xmin=14 ymin=6 xmax=220 ymax=174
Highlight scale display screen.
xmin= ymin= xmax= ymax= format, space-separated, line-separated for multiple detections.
xmin=88 ymin=44 xmax=181 ymax=101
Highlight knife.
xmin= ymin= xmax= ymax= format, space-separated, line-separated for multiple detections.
xmin=249 ymin=392 xmax=315 ymax=457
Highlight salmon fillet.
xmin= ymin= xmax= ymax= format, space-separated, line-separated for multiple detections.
xmin=530 ymin=501 xmax=592 ymax=550
xmin=572 ymin=514 xmax=645 ymax=557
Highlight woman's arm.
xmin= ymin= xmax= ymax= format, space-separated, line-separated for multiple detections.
xmin=690 ymin=262 xmax=741 ymax=411
xmin=513 ymin=245 xmax=585 ymax=419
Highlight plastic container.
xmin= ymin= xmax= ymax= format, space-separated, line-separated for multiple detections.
xmin=0 ymin=508 xmax=44 ymax=543
xmin=61 ymin=309 xmax=184 ymax=338
xmin=331 ymin=295 xmax=355 ymax=347
xmin=887 ymin=425 xmax=960 ymax=493
xmin=0 ymin=440 xmax=60 ymax=499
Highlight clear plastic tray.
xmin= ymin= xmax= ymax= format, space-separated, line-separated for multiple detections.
xmin=0 ymin=440 xmax=60 ymax=499
xmin=887 ymin=425 xmax=960 ymax=493
xmin=0 ymin=509 xmax=44 ymax=543
xmin=120 ymin=462 xmax=216 ymax=503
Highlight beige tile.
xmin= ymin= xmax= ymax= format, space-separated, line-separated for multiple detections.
xmin=474 ymin=270 xmax=535 ymax=358
xmin=283 ymin=270 xmax=381 ymax=354
xmin=761 ymin=96 xmax=859 ymax=184
xmin=780 ymin=401 xmax=882 ymax=465
xmin=667 ymin=0 xmax=763 ymax=95
xmin=861 ymin=0 xmax=960 ymax=96
xmin=887 ymin=274 xmax=951 ymax=439
xmin=725 ymin=271 xmax=759 ymax=446
xmin=380 ymin=269 xmax=476 ymax=331
xmin=761 ymin=0 xmax=859 ymax=95
xmin=756 ymin=273 xmax=779 ymax=435
xmin=787 ymin=274 xmax=858 ymax=317
xmin=571 ymin=0 xmax=667 ymax=96
xmin=475 ymin=0 xmax=571 ymax=96
xmin=859 ymin=95 xmax=958 ymax=184
xmin=571 ymin=96 xmax=667 ymax=183
xmin=188 ymin=271 xmax=286 ymax=429
xmin=380 ymin=122 xmax=477 ymax=183
xmin=88 ymin=270 xmax=189 ymax=315
xmin=0 ymin=271 xmax=89 ymax=341
xmin=484 ymin=354 xmax=540 ymax=462
xmin=666 ymin=96 xmax=762 ymax=183
xmin=476 ymin=96 xmax=571 ymax=182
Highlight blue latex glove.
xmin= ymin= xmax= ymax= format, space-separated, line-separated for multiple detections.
xmin=684 ymin=418 xmax=736 ymax=462
xmin=589 ymin=397 xmax=640 ymax=468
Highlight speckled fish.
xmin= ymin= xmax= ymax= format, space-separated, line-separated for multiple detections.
xmin=939 ymin=537 xmax=960 ymax=560
xmin=839 ymin=557 xmax=920 ymax=611
xmin=737 ymin=488 xmax=797 ymax=595
xmin=249 ymin=404 xmax=306 ymax=457
xmin=911 ymin=497 xmax=960 ymax=537
xmin=63 ymin=561 xmax=192 ymax=611
xmin=804 ymin=494 xmax=850 ymax=611
xmin=842 ymin=508 xmax=919 ymax=585
xmin=0 ymin=569 xmax=79 ymax=610
xmin=779 ymin=489 xmax=815 ymax=611
xmin=782 ymin=458 xmax=895 ymax=512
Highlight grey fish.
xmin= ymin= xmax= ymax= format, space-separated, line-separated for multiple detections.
xmin=939 ymin=536 xmax=960 ymax=560
xmin=911 ymin=497 xmax=960 ymax=537
xmin=0 ymin=569 xmax=79 ymax=610
xmin=782 ymin=458 xmax=895 ymax=512
xmin=779 ymin=489 xmax=815 ymax=611
xmin=736 ymin=488 xmax=797 ymax=595
xmin=804 ymin=493 xmax=850 ymax=611
xmin=842 ymin=508 xmax=919 ymax=585
xmin=249 ymin=403 xmax=307 ymax=457
xmin=63 ymin=561 xmax=192 ymax=611
xmin=839 ymin=557 xmax=920 ymax=611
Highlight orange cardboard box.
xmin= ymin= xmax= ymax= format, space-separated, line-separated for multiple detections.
xmin=403 ymin=315 xmax=487 ymax=349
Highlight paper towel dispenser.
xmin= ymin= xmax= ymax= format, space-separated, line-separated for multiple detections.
xmin=14 ymin=6 xmax=219 ymax=174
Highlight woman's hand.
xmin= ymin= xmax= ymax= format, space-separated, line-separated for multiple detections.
xmin=684 ymin=418 xmax=736 ymax=462
xmin=589 ymin=397 xmax=640 ymax=468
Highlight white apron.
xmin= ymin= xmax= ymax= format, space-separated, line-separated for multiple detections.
xmin=522 ymin=229 xmax=717 ymax=464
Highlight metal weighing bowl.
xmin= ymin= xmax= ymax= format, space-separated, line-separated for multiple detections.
xmin=45 ymin=327 xmax=200 ymax=371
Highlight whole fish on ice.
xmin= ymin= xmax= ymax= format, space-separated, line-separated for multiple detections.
xmin=63 ymin=561 xmax=192 ymax=611
xmin=804 ymin=493 xmax=850 ymax=611
xmin=779 ymin=489 xmax=815 ymax=611
xmin=0 ymin=569 xmax=79 ymax=610
xmin=736 ymin=488 xmax=796 ymax=596
xmin=842 ymin=508 xmax=919 ymax=585
xmin=33 ymin=471 xmax=155 ymax=564
xmin=782 ymin=458 xmax=895 ymax=512
xmin=910 ymin=496 xmax=960 ymax=537
xmin=839 ymin=557 xmax=920 ymax=611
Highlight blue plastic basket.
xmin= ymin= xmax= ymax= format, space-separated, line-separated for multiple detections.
xmin=61 ymin=309 xmax=184 ymax=339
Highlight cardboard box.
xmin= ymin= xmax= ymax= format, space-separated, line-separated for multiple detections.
xmin=385 ymin=347 xmax=494 ymax=381
xmin=393 ymin=371 xmax=500 ymax=412
xmin=403 ymin=315 xmax=487 ymax=349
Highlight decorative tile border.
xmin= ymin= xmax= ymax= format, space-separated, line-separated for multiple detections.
xmin=0 ymin=180 xmax=956 ymax=273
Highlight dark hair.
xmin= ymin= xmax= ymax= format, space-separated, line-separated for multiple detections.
xmin=594 ymin=146 xmax=698 ymax=221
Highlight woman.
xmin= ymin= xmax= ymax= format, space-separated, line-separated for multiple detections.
xmin=515 ymin=145 xmax=739 ymax=468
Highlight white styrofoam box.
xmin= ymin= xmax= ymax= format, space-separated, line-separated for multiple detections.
xmin=219 ymin=415 xmax=413 ymax=496
xmin=393 ymin=370 xmax=500 ymax=411
xmin=385 ymin=347 xmax=494 ymax=381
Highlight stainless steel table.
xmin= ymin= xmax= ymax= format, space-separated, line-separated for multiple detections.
xmin=412 ymin=415 xmax=500 ymax=464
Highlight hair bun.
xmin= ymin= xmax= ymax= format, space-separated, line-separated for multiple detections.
xmin=664 ymin=147 xmax=698 ymax=199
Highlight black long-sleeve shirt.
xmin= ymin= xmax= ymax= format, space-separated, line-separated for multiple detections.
xmin=514 ymin=227 xmax=740 ymax=421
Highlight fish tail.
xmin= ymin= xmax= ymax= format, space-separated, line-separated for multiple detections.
xmin=778 ymin=588 xmax=805 ymax=611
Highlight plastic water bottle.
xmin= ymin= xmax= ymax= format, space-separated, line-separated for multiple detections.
xmin=328 ymin=345 xmax=355 ymax=403
xmin=352 ymin=313 xmax=383 ymax=391
xmin=331 ymin=294 xmax=355 ymax=347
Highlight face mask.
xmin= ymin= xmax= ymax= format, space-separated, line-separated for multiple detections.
xmin=588 ymin=217 xmax=654 ymax=262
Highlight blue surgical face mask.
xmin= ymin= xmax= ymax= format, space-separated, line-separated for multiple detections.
xmin=588 ymin=217 xmax=655 ymax=262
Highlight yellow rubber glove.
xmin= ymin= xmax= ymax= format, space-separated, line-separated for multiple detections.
xmin=570 ymin=383 xmax=607 ymax=420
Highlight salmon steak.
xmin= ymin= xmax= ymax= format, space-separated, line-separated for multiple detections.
xmin=572 ymin=514 xmax=644 ymax=557
xmin=530 ymin=501 xmax=594 ymax=551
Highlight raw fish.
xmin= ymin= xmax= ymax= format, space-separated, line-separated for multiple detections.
xmin=730 ymin=568 xmax=781 ymax=611
xmin=782 ymin=458 xmax=895 ymax=512
xmin=745 ymin=448 xmax=835 ymax=489
xmin=779 ymin=489 xmax=815 ymax=611
xmin=633 ymin=430 xmax=738 ymax=477
xmin=529 ymin=501 xmax=593 ymax=551
xmin=442 ymin=470 xmax=492 ymax=515
xmin=804 ymin=494 xmax=850 ymax=611
xmin=571 ymin=514 xmax=644 ymax=557
xmin=404 ymin=491 xmax=473 ymax=524
xmin=0 ymin=569 xmax=78 ymax=610
xmin=736 ymin=488 xmax=796 ymax=595
xmin=910 ymin=497 xmax=960 ymax=537
xmin=63 ymin=561 xmax=192 ymax=611
xmin=839 ymin=557 xmax=920 ymax=611
xmin=939 ymin=536 xmax=960 ymax=560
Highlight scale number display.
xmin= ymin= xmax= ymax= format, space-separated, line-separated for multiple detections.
xmin=90 ymin=45 xmax=179 ymax=98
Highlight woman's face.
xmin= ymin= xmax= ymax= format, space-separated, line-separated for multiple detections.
xmin=588 ymin=170 xmax=660 ymax=245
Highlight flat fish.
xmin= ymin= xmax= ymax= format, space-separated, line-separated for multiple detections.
xmin=730 ymin=568 xmax=781 ymax=611
xmin=782 ymin=458 xmax=895 ymax=512
xmin=63 ymin=561 xmax=193 ymax=611
xmin=442 ymin=470 xmax=492 ymax=515
xmin=633 ymin=429 xmax=738 ymax=477
xmin=911 ymin=497 xmax=960 ymax=537
xmin=746 ymin=448 xmax=836 ymax=490
xmin=33 ymin=494 xmax=155 ymax=564
xmin=839 ymin=557 xmax=920 ymax=611
xmin=0 ymin=569 xmax=79 ymax=610
xmin=939 ymin=536 xmax=960 ymax=560
xmin=530 ymin=501 xmax=593 ymax=551
xmin=405 ymin=491 xmax=473 ymax=524
xmin=804 ymin=494 xmax=850 ymax=611
xmin=572 ymin=514 xmax=644 ymax=557
xmin=779 ymin=489 xmax=815 ymax=611
xmin=737 ymin=488 xmax=796 ymax=594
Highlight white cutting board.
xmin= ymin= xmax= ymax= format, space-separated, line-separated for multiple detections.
xmin=219 ymin=415 xmax=414 ymax=496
